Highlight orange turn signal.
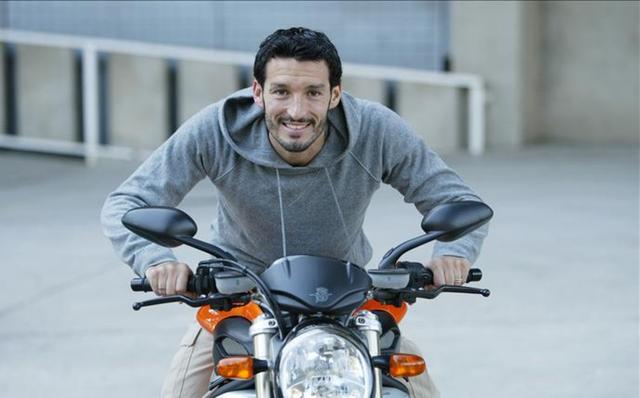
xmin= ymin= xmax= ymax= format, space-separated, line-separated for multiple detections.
xmin=197 ymin=302 xmax=263 ymax=333
xmin=389 ymin=354 xmax=426 ymax=378
xmin=355 ymin=299 xmax=408 ymax=324
xmin=216 ymin=356 xmax=255 ymax=380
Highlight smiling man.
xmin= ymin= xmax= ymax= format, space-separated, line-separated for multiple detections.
xmin=102 ymin=27 xmax=489 ymax=398
xmin=255 ymin=57 xmax=341 ymax=165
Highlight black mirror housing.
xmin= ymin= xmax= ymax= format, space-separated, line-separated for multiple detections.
xmin=421 ymin=201 xmax=493 ymax=242
xmin=122 ymin=207 xmax=197 ymax=247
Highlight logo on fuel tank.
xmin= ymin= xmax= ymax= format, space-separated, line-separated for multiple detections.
xmin=309 ymin=287 xmax=333 ymax=303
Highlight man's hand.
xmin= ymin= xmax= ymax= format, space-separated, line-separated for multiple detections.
xmin=426 ymin=256 xmax=471 ymax=287
xmin=144 ymin=261 xmax=193 ymax=296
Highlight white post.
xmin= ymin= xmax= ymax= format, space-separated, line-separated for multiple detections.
xmin=468 ymin=80 xmax=486 ymax=156
xmin=82 ymin=44 xmax=99 ymax=166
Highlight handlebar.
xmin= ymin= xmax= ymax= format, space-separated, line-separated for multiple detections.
xmin=131 ymin=265 xmax=483 ymax=293
xmin=130 ymin=263 xmax=489 ymax=311
xmin=131 ymin=259 xmax=226 ymax=295
xmin=467 ymin=268 xmax=483 ymax=282
xmin=395 ymin=261 xmax=482 ymax=288
xmin=371 ymin=265 xmax=489 ymax=304
xmin=420 ymin=267 xmax=482 ymax=285
xmin=130 ymin=278 xmax=153 ymax=292
xmin=130 ymin=277 xmax=202 ymax=293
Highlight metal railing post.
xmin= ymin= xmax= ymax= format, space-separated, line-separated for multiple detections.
xmin=82 ymin=43 xmax=99 ymax=166
xmin=468 ymin=79 xmax=486 ymax=156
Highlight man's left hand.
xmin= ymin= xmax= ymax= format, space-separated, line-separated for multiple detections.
xmin=426 ymin=256 xmax=471 ymax=287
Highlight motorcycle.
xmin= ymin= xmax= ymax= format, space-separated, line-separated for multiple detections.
xmin=123 ymin=200 xmax=493 ymax=398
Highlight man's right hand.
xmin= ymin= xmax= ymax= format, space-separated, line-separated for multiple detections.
xmin=144 ymin=261 xmax=193 ymax=296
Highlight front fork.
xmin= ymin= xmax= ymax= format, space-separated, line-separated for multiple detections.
xmin=249 ymin=315 xmax=278 ymax=398
xmin=354 ymin=310 xmax=383 ymax=398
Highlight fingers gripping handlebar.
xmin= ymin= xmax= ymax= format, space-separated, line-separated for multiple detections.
xmin=395 ymin=261 xmax=482 ymax=288
xmin=374 ymin=262 xmax=488 ymax=303
xmin=130 ymin=274 xmax=214 ymax=295
xmin=130 ymin=277 xmax=202 ymax=293
xmin=130 ymin=275 xmax=252 ymax=312
xmin=131 ymin=261 xmax=221 ymax=295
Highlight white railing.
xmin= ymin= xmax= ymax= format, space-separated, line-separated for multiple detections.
xmin=0 ymin=28 xmax=486 ymax=164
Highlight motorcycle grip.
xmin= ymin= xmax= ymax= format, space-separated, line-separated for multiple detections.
xmin=130 ymin=277 xmax=197 ymax=293
xmin=467 ymin=268 xmax=483 ymax=282
xmin=421 ymin=267 xmax=482 ymax=285
xmin=130 ymin=278 xmax=152 ymax=292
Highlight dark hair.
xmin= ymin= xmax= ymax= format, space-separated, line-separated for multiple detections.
xmin=253 ymin=27 xmax=342 ymax=88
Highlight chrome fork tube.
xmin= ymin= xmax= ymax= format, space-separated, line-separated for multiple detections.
xmin=253 ymin=333 xmax=271 ymax=398
xmin=249 ymin=315 xmax=278 ymax=398
xmin=355 ymin=310 xmax=383 ymax=398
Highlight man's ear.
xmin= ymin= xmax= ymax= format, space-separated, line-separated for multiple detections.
xmin=329 ymin=85 xmax=342 ymax=109
xmin=252 ymin=80 xmax=264 ymax=109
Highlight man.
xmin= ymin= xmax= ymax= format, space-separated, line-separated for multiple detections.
xmin=102 ymin=27 xmax=488 ymax=397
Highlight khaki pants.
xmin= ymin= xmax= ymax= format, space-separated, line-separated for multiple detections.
xmin=161 ymin=321 xmax=440 ymax=398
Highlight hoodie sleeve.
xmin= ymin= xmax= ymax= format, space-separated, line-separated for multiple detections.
xmin=100 ymin=106 xmax=219 ymax=276
xmin=378 ymin=107 xmax=490 ymax=264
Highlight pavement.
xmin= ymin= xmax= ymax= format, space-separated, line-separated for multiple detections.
xmin=0 ymin=144 xmax=638 ymax=398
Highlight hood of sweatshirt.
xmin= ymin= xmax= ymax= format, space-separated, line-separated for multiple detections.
xmin=218 ymin=87 xmax=361 ymax=171
xmin=212 ymin=88 xmax=366 ymax=262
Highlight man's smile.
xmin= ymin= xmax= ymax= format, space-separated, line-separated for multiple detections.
xmin=281 ymin=120 xmax=313 ymax=135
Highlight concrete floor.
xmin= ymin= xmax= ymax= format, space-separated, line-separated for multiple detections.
xmin=0 ymin=145 xmax=638 ymax=398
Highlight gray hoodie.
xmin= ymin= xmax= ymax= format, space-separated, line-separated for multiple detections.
xmin=101 ymin=88 xmax=488 ymax=276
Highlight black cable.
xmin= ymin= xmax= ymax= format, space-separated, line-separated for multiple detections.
xmin=206 ymin=259 xmax=286 ymax=339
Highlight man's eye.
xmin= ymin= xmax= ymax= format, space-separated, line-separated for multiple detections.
xmin=272 ymin=89 xmax=288 ymax=96
xmin=308 ymin=91 xmax=322 ymax=97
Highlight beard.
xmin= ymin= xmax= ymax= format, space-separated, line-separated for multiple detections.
xmin=265 ymin=116 xmax=327 ymax=153
xmin=263 ymin=97 xmax=330 ymax=153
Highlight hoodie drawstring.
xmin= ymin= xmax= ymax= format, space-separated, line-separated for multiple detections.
xmin=324 ymin=167 xmax=350 ymax=240
xmin=275 ymin=168 xmax=349 ymax=258
xmin=275 ymin=169 xmax=287 ymax=257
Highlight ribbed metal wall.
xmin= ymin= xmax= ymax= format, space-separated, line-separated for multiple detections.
xmin=3 ymin=0 xmax=450 ymax=70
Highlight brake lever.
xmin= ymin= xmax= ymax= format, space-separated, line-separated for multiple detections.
xmin=415 ymin=285 xmax=491 ymax=299
xmin=133 ymin=295 xmax=208 ymax=310
xmin=132 ymin=293 xmax=251 ymax=311
xmin=371 ymin=285 xmax=490 ymax=306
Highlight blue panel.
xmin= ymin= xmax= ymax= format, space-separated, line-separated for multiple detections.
xmin=6 ymin=0 xmax=450 ymax=70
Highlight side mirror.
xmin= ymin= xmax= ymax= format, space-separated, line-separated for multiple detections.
xmin=421 ymin=201 xmax=493 ymax=242
xmin=122 ymin=207 xmax=197 ymax=248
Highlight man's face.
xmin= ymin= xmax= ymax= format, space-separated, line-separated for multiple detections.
xmin=253 ymin=58 xmax=341 ymax=155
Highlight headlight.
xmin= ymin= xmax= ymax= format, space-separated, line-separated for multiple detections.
xmin=277 ymin=326 xmax=373 ymax=398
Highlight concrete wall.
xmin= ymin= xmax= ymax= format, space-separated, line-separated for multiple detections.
xmin=177 ymin=61 xmax=239 ymax=124
xmin=3 ymin=47 xmax=466 ymax=153
xmin=16 ymin=45 xmax=76 ymax=141
xmin=451 ymin=1 xmax=537 ymax=149
xmin=341 ymin=76 xmax=386 ymax=105
xmin=521 ymin=1 xmax=542 ymax=143
xmin=397 ymin=83 xmax=462 ymax=153
xmin=6 ymin=0 xmax=636 ymax=152
xmin=451 ymin=0 xmax=639 ymax=147
xmin=540 ymin=1 xmax=639 ymax=144
xmin=341 ymin=77 xmax=462 ymax=153
xmin=108 ymin=54 xmax=167 ymax=150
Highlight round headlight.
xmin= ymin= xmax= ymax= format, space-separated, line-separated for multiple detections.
xmin=277 ymin=326 xmax=373 ymax=398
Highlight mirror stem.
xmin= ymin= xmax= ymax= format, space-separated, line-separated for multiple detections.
xmin=378 ymin=231 xmax=445 ymax=269
xmin=175 ymin=236 xmax=237 ymax=260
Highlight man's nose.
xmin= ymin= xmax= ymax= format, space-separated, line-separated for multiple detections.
xmin=286 ymin=95 xmax=307 ymax=120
